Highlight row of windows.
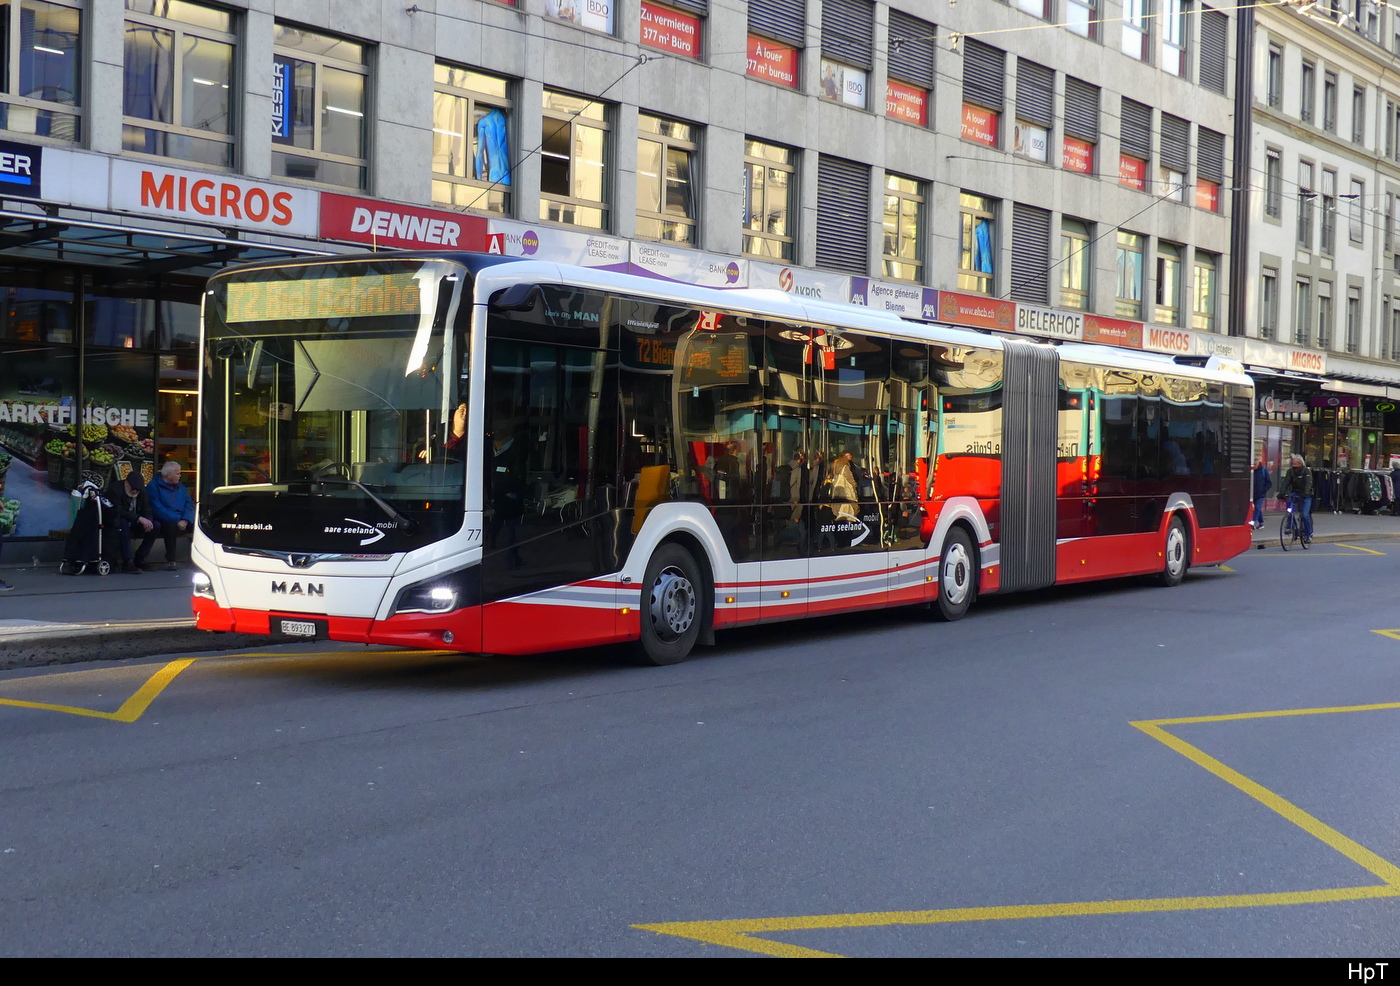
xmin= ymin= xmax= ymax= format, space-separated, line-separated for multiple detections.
xmin=1262 ymin=146 xmax=1389 ymax=257
xmin=1265 ymin=41 xmax=1368 ymax=146
xmin=958 ymin=194 xmax=1219 ymax=329
xmin=1258 ymin=267 xmax=1363 ymax=354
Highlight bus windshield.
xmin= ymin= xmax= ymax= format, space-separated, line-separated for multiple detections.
xmin=199 ymin=258 xmax=468 ymax=552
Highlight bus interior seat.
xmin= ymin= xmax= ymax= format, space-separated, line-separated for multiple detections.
xmin=631 ymin=464 xmax=671 ymax=534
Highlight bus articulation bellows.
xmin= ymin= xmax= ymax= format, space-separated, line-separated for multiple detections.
xmin=192 ymin=253 xmax=1254 ymax=664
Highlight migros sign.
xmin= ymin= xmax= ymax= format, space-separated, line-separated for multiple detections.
xmin=111 ymin=161 xmax=318 ymax=236
xmin=1146 ymin=327 xmax=1194 ymax=355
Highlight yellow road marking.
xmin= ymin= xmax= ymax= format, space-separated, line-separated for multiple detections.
xmin=0 ymin=648 xmax=453 ymax=724
xmin=1373 ymin=630 xmax=1400 ymax=642
xmin=1218 ymin=565 xmax=1235 ymax=572
xmin=1337 ymin=543 xmax=1386 ymax=555
xmin=637 ymin=700 xmax=1400 ymax=956
xmin=0 ymin=658 xmax=196 ymax=723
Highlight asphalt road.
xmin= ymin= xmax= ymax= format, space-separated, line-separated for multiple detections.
xmin=2 ymin=540 xmax=1398 ymax=957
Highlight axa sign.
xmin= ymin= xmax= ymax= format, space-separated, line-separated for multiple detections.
xmin=110 ymin=160 xmax=318 ymax=236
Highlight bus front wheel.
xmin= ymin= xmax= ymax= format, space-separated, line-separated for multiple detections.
xmin=933 ymin=527 xmax=977 ymax=621
xmin=638 ymin=544 xmax=706 ymax=666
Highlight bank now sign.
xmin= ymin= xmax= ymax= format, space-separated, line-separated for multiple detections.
xmin=111 ymin=161 xmax=318 ymax=236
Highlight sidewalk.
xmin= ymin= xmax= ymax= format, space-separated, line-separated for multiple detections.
xmin=0 ymin=561 xmax=275 ymax=670
xmin=3 ymin=509 xmax=1399 ymax=670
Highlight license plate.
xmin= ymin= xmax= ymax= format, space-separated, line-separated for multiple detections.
xmin=278 ymin=619 xmax=319 ymax=637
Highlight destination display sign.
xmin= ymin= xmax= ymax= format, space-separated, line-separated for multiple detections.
xmin=226 ymin=272 xmax=424 ymax=323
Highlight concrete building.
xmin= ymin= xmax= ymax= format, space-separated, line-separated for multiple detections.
xmin=0 ymin=0 xmax=1263 ymax=544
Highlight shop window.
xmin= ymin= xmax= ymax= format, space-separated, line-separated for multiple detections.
xmin=1160 ymin=0 xmax=1187 ymax=77
xmin=1294 ymin=278 xmax=1313 ymax=346
xmin=544 ymin=0 xmax=615 ymax=33
xmin=1014 ymin=59 xmax=1053 ymax=164
xmin=1199 ymin=7 xmax=1228 ymax=95
xmin=1353 ymin=86 xmax=1366 ymax=144
xmin=1264 ymin=148 xmax=1282 ymax=218
xmin=747 ymin=0 xmax=803 ymax=89
xmin=815 ymin=155 xmax=869 ymax=275
xmin=1060 ymin=218 xmax=1091 ymax=311
xmin=1350 ymin=178 xmax=1365 ymax=244
xmin=1321 ymin=169 xmax=1337 ymax=254
xmin=1318 ymin=283 xmax=1334 ymax=350
xmin=272 ymin=24 xmax=369 ymax=189
xmin=1062 ymin=76 xmax=1098 ymax=174
xmin=1193 ymin=251 xmax=1218 ymax=332
xmin=1155 ymin=242 xmax=1182 ymax=326
xmin=1260 ymin=268 xmax=1278 ymax=340
xmin=1123 ymin=0 xmax=1150 ymax=62
xmin=123 ymin=0 xmax=235 ymax=168
xmin=1065 ymin=0 xmax=1098 ymax=39
xmin=818 ymin=0 xmax=873 ymax=109
xmin=959 ymin=192 xmax=997 ymax=295
xmin=882 ymin=173 xmax=924 ymax=282
xmin=886 ymin=10 xmax=933 ymax=126
xmin=1346 ymin=287 xmax=1362 ymax=354
xmin=1297 ymin=161 xmax=1315 ymax=250
xmin=1300 ymin=60 xmax=1315 ymax=124
xmin=1324 ymin=71 xmax=1337 ymax=132
xmin=961 ymin=40 xmax=1005 ymax=148
xmin=0 ymin=0 xmax=81 ymax=141
xmin=1115 ymin=230 xmax=1144 ymax=318
xmin=742 ymin=138 xmax=795 ymax=260
xmin=432 ymin=64 xmax=512 ymax=214
xmin=540 ymin=89 xmax=610 ymax=230
xmin=636 ymin=113 xmax=698 ymax=245
xmin=1010 ymin=203 xmax=1051 ymax=305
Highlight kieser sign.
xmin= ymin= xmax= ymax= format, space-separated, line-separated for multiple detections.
xmin=0 ymin=138 xmax=41 ymax=198
xmin=110 ymin=160 xmax=318 ymax=236
xmin=319 ymin=192 xmax=487 ymax=251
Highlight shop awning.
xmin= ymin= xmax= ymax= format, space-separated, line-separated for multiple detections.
xmin=0 ymin=203 xmax=335 ymax=276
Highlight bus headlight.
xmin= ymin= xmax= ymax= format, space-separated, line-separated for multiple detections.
xmin=192 ymin=570 xmax=216 ymax=600
xmin=393 ymin=566 xmax=481 ymax=615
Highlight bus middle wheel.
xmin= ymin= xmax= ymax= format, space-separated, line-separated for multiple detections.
xmin=637 ymin=543 xmax=706 ymax=666
xmin=933 ymin=526 xmax=976 ymax=621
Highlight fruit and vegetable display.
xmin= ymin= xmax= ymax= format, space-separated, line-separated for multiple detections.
xmin=0 ymin=497 xmax=19 ymax=535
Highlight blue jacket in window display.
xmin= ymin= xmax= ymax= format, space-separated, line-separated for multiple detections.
xmin=474 ymin=109 xmax=511 ymax=185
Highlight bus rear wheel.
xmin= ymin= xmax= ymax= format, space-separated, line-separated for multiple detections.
xmin=933 ymin=527 xmax=976 ymax=621
xmin=637 ymin=544 xmax=706 ymax=666
xmin=1158 ymin=517 xmax=1189 ymax=587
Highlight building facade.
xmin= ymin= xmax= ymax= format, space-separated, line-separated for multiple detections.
xmin=0 ymin=0 xmax=1269 ymax=544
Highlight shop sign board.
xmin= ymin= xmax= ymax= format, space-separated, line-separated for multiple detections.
xmin=34 ymin=147 xmax=107 ymax=210
xmin=1062 ymin=137 xmax=1093 ymax=173
xmin=1015 ymin=304 xmax=1083 ymax=341
xmin=1287 ymin=348 xmax=1326 ymax=374
xmin=111 ymin=160 xmax=318 ymax=236
xmin=749 ymin=262 xmax=849 ymax=303
xmin=1311 ymin=394 xmax=1360 ymax=408
xmin=1083 ymin=314 xmax=1143 ymax=349
xmin=640 ymin=2 xmax=701 ymax=58
xmin=848 ymin=278 xmax=934 ymax=319
xmin=631 ymin=242 xmax=746 ymax=288
xmin=319 ymin=193 xmax=487 ymax=251
xmin=886 ymin=79 xmax=928 ymax=125
xmin=1119 ymin=154 xmax=1147 ymax=190
xmin=961 ymin=104 xmax=999 ymax=146
xmin=1259 ymin=394 xmax=1308 ymax=416
xmin=0 ymin=138 xmax=41 ymax=199
xmin=746 ymin=35 xmax=798 ymax=88
xmin=938 ymin=291 xmax=1015 ymax=332
xmin=1144 ymin=325 xmax=1195 ymax=355
xmin=486 ymin=219 xmax=628 ymax=270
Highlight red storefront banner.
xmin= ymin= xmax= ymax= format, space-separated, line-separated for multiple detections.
xmin=938 ymin=290 xmax=1015 ymax=331
xmin=319 ymin=192 xmax=488 ymax=251
xmin=1084 ymin=314 xmax=1143 ymax=349
xmin=1196 ymin=179 xmax=1220 ymax=212
xmin=1119 ymin=154 xmax=1147 ymax=190
xmin=886 ymin=79 xmax=928 ymax=125
xmin=1062 ymin=136 xmax=1093 ymax=173
xmin=961 ymin=104 xmax=999 ymax=146
xmin=641 ymin=2 xmax=701 ymax=59
xmin=747 ymin=35 xmax=798 ymax=88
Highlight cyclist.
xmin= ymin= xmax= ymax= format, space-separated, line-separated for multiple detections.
xmin=1277 ymin=454 xmax=1314 ymax=543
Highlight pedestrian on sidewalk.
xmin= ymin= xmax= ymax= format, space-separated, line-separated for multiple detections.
xmin=1278 ymin=454 xmax=1315 ymax=542
xmin=0 ymin=525 xmax=11 ymax=591
xmin=111 ymin=471 xmax=154 ymax=574
xmin=137 ymin=460 xmax=194 ymax=571
xmin=1251 ymin=453 xmax=1272 ymax=529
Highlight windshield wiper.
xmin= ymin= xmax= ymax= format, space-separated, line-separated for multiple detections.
xmin=309 ymin=475 xmax=419 ymax=535
xmin=207 ymin=484 xmax=289 ymax=521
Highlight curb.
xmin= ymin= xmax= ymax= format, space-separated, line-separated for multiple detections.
xmin=0 ymin=623 xmax=290 ymax=671
xmin=1249 ymin=531 xmax=1400 ymax=549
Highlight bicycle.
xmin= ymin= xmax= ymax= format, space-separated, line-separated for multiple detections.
xmin=1279 ymin=493 xmax=1311 ymax=551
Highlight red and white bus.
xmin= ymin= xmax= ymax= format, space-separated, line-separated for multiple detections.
xmin=191 ymin=253 xmax=1255 ymax=664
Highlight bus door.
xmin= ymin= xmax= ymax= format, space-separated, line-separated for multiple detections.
xmin=757 ymin=320 xmax=813 ymax=620
xmin=808 ymin=332 xmax=890 ymax=613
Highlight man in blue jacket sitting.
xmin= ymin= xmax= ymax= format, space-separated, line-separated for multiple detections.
xmin=136 ymin=460 xmax=195 ymax=571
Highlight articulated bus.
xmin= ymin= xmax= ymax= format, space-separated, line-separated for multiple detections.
xmin=192 ymin=252 xmax=1255 ymax=664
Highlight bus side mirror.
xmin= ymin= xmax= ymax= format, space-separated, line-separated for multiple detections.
xmin=489 ymin=283 xmax=538 ymax=312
